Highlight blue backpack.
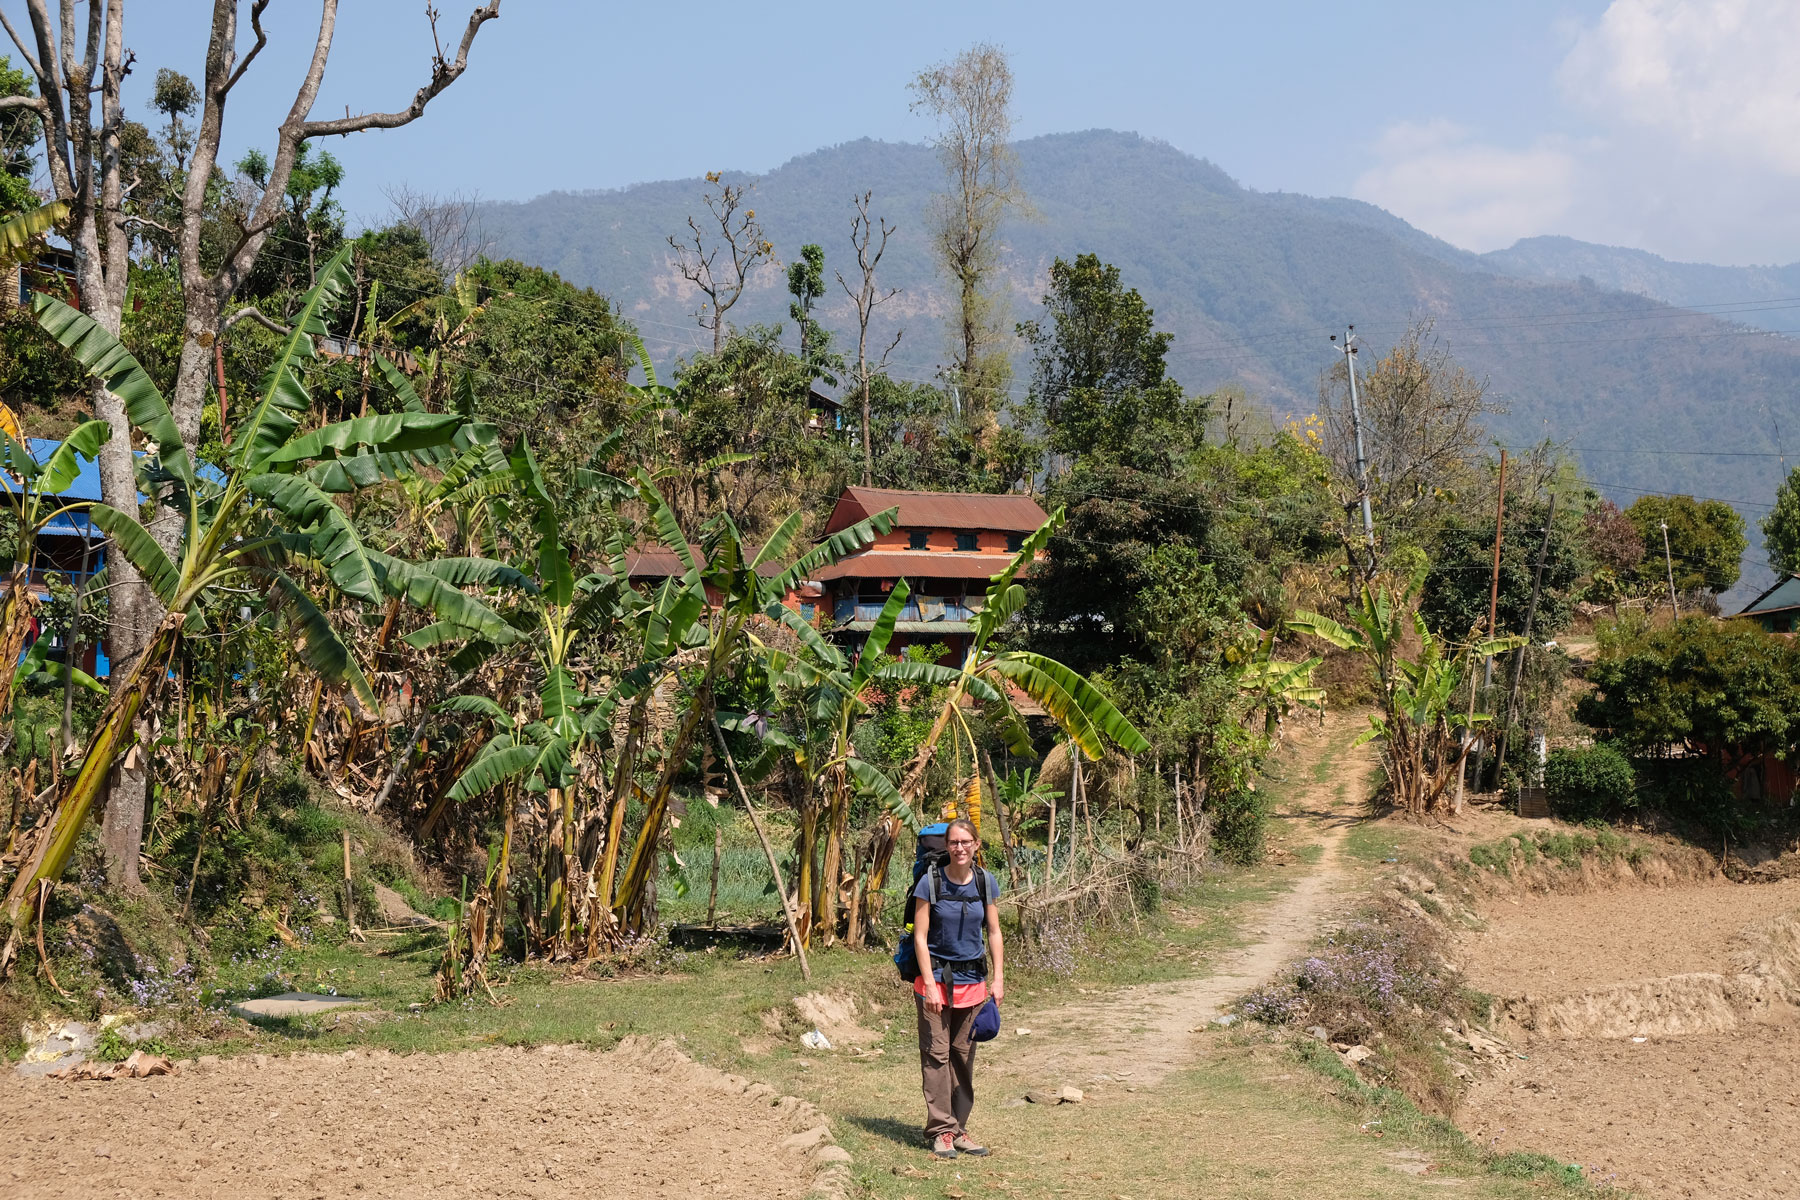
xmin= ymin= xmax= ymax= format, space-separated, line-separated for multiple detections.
xmin=892 ymin=822 xmax=992 ymax=982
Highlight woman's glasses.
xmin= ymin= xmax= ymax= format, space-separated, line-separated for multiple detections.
xmin=947 ymin=839 xmax=977 ymax=848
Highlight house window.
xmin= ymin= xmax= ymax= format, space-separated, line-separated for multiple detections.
xmin=955 ymin=532 xmax=978 ymax=552
xmin=1006 ymin=532 xmax=1024 ymax=553
xmin=801 ymin=602 xmax=816 ymax=621
xmin=908 ymin=529 xmax=929 ymax=550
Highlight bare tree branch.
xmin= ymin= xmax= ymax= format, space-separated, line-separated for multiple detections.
xmin=0 ymin=94 xmax=46 ymax=113
xmin=224 ymin=304 xmax=292 ymax=336
xmin=222 ymin=0 xmax=271 ymax=95
xmin=0 ymin=10 xmax=42 ymax=78
xmin=667 ymin=175 xmax=773 ymax=353
xmin=297 ymin=1 xmax=501 ymax=138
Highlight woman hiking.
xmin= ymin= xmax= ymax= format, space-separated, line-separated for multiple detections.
xmin=911 ymin=817 xmax=1004 ymax=1159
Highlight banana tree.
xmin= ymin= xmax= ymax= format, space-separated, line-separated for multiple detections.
xmin=847 ymin=508 xmax=1151 ymax=946
xmin=2 ymin=247 xmax=511 ymax=918
xmin=752 ymin=577 xmax=999 ymax=945
xmin=430 ymin=437 xmax=636 ymax=954
xmin=1288 ymin=584 xmax=1522 ymax=816
xmin=1232 ymin=625 xmax=1325 ymax=736
xmin=603 ymin=493 xmax=898 ymax=938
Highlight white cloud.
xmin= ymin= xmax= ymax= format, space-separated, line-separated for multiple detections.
xmin=1350 ymin=2 xmax=1800 ymax=264
xmin=1351 ymin=121 xmax=1579 ymax=253
xmin=1562 ymin=0 xmax=1800 ymax=175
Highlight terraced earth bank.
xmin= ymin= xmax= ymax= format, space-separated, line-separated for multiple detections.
xmin=1457 ymin=878 xmax=1800 ymax=1198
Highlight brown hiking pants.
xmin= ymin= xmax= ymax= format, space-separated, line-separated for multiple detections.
xmin=915 ymin=994 xmax=979 ymax=1138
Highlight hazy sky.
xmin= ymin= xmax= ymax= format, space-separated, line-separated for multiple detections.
xmin=37 ymin=1 xmax=1800 ymax=266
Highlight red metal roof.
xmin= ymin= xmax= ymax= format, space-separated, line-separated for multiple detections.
xmin=811 ymin=550 xmax=1024 ymax=582
xmin=823 ymin=487 xmax=1048 ymax=535
xmin=624 ymin=545 xmax=783 ymax=578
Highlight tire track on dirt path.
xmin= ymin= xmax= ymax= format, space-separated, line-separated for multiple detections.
xmin=986 ymin=718 xmax=1376 ymax=1092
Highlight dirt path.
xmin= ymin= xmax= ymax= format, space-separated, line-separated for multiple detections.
xmin=1458 ymin=877 xmax=1800 ymax=1198
xmin=0 ymin=1038 xmax=840 ymax=1200
xmin=986 ymin=717 xmax=1372 ymax=1090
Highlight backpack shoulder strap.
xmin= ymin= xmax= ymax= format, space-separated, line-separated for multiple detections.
xmin=927 ymin=861 xmax=940 ymax=903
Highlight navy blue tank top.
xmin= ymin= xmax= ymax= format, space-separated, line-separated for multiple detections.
xmin=912 ymin=868 xmax=997 ymax=983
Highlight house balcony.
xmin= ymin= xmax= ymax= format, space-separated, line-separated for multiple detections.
xmin=833 ymin=595 xmax=984 ymax=632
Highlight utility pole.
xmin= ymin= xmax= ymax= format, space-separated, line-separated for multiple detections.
xmin=1461 ymin=449 xmax=1506 ymax=805
xmin=1332 ymin=328 xmax=1376 ymax=575
xmin=1660 ymin=522 xmax=1680 ymax=619
xmin=1496 ymin=490 xmax=1557 ymax=779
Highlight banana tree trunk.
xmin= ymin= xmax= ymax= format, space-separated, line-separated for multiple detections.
xmin=612 ymin=682 xmax=713 ymax=935
xmin=818 ymin=767 xmax=849 ymax=946
xmin=5 ymin=616 xmax=178 ymax=919
xmin=591 ymin=690 xmax=649 ymax=931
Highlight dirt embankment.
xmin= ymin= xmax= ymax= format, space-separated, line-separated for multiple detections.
xmin=0 ymin=1036 xmax=848 ymax=1200
xmin=1443 ymin=830 xmax=1800 ymax=1198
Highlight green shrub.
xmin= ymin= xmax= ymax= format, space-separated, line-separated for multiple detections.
xmin=1543 ymin=744 xmax=1635 ymax=821
xmin=1209 ymin=785 xmax=1268 ymax=866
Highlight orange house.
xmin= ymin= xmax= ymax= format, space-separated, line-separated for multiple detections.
xmin=811 ymin=486 xmax=1048 ymax=662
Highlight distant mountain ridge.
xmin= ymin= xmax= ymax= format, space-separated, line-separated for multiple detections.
xmin=1483 ymin=236 xmax=1800 ymax=330
xmin=479 ymin=130 xmax=1796 ymax=601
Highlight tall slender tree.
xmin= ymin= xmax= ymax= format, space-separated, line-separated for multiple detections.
xmin=909 ymin=43 xmax=1025 ymax=430
xmin=836 ymin=191 xmax=900 ymax=487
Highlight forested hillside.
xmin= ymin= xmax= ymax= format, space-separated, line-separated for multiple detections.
xmin=1485 ymin=236 xmax=1800 ymax=327
xmin=483 ymin=129 xmax=1797 ymax=591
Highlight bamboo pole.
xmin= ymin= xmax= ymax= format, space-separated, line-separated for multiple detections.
xmin=710 ymin=716 xmax=809 ymax=982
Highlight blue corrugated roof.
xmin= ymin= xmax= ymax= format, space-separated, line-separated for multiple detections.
xmin=5 ymin=437 xmax=227 ymax=541
xmin=1737 ymin=574 xmax=1800 ymax=616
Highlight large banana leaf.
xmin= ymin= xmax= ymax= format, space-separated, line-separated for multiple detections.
xmin=230 ymin=246 xmax=355 ymax=471
xmin=375 ymin=353 xmax=428 ymax=415
xmin=767 ymin=507 xmax=897 ymax=597
xmin=634 ymin=474 xmax=697 ymax=576
xmin=418 ymin=555 xmax=537 ymax=595
xmin=541 ymin=666 xmax=583 ymax=738
xmin=86 ymin=505 xmax=180 ymax=607
xmin=510 ymin=441 xmax=573 ymax=607
xmin=0 ymin=202 xmax=67 ymax=258
xmin=972 ymin=508 xmax=1063 ymax=646
xmin=644 ymin=575 xmax=706 ymax=659
xmin=14 ymin=638 xmax=104 ymax=694
xmin=750 ymin=509 xmax=807 ymax=571
xmin=248 ymin=474 xmax=382 ymax=603
xmin=270 ymin=572 xmax=376 ymax=711
xmin=365 ymin=549 xmax=521 ymax=645
xmin=847 ymin=758 xmax=914 ymax=827
xmin=987 ymin=651 xmax=1150 ymax=757
xmin=763 ymin=602 xmax=846 ymax=671
xmin=446 ymin=742 xmax=545 ymax=804
xmin=438 ymin=694 xmax=512 ymax=724
xmin=1285 ymin=611 xmax=1364 ymax=651
xmin=854 ymin=578 xmax=911 ymax=672
xmin=32 ymin=419 xmax=111 ymax=495
xmin=871 ymin=658 xmax=1000 ymax=703
xmin=31 ymin=293 xmax=195 ymax=496
xmin=262 ymin=411 xmax=462 ymax=469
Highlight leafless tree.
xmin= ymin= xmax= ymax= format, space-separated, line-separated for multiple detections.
xmin=0 ymin=0 xmax=502 ymax=889
xmin=1319 ymin=321 xmax=1500 ymax=550
xmin=668 ymin=172 xmax=774 ymax=354
xmin=383 ymin=181 xmax=492 ymax=276
xmin=835 ymin=191 xmax=900 ymax=487
xmin=909 ymin=43 xmax=1025 ymax=423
